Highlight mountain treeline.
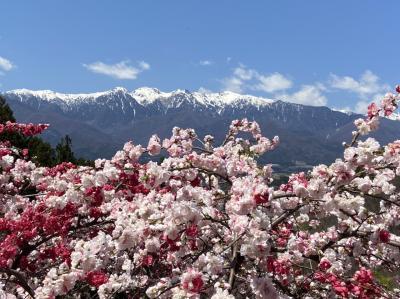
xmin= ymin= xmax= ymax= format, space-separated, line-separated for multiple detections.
xmin=0 ymin=95 xmax=93 ymax=167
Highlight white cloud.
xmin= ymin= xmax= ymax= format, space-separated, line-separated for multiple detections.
xmin=233 ymin=66 xmax=257 ymax=80
xmin=138 ymin=61 xmax=150 ymax=70
xmin=354 ymin=101 xmax=369 ymax=114
xmin=197 ymin=87 xmax=213 ymax=93
xmin=219 ymin=68 xmax=392 ymax=110
xmin=0 ymin=56 xmax=14 ymax=72
xmin=279 ymin=84 xmax=327 ymax=106
xmin=330 ymin=70 xmax=391 ymax=112
xmin=199 ymin=60 xmax=213 ymax=66
xmin=222 ymin=76 xmax=244 ymax=93
xmin=254 ymin=73 xmax=293 ymax=93
xmin=330 ymin=70 xmax=389 ymax=98
xmin=354 ymin=93 xmax=385 ymax=114
xmin=222 ymin=65 xmax=292 ymax=94
xmin=83 ymin=60 xmax=150 ymax=80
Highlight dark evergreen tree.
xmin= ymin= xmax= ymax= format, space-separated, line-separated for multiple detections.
xmin=55 ymin=135 xmax=76 ymax=164
xmin=27 ymin=136 xmax=56 ymax=166
xmin=0 ymin=95 xmax=93 ymax=167
xmin=0 ymin=95 xmax=56 ymax=166
xmin=0 ymin=95 xmax=16 ymax=123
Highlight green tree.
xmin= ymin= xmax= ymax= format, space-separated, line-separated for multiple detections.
xmin=0 ymin=95 xmax=16 ymax=123
xmin=0 ymin=95 xmax=56 ymax=166
xmin=55 ymin=135 xmax=76 ymax=164
xmin=54 ymin=135 xmax=94 ymax=166
xmin=0 ymin=95 xmax=93 ymax=167
xmin=27 ymin=136 xmax=56 ymax=166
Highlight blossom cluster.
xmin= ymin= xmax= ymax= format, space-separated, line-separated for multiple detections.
xmin=0 ymin=121 xmax=49 ymax=137
xmin=0 ymin=87 xmax=400 ymax=299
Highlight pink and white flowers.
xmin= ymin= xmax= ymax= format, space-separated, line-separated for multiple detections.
xmin=0 ymin=86 xmax=400 ymax=298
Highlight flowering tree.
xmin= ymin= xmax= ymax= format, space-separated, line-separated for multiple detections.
xmin=0 ymin=87 xmax=400 ymax=299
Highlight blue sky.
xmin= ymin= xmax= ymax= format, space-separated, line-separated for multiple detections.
xmin=0 ymin=1 xmax=399 ymax=112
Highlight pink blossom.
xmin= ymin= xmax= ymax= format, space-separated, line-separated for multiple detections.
xmin=147 ymin=134 xmax=161 ymax=156
xmin=86 ymin=271 xmax=109 ymax=288
xmin=0 ymin=85 xmax=399 ymax=298
xmin=181 ymin=269 xmax=204 ymax=294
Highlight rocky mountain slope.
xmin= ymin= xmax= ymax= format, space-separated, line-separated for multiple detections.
xmin=3 ymin=87 xmax=400 ymax=171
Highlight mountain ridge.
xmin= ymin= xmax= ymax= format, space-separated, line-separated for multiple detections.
xmin=2 ymin=87 xmax=399 ymax=171
xmin=5 ymin=87 xmax=275 ymax=109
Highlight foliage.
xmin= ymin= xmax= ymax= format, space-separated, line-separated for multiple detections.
xmin=0 ymin=88 xmax=400 ymax=298
xmin=0 ymin=96 xmax=92 ymax=167
xmin=372 ymin=269 xmax=397 ymax=291
xmin=0 ymin=96 xmax=16 ymax=123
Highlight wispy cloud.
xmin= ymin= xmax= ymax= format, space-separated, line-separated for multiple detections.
xmin=199 ymin=60 xmax=213 ymax=66
xmin=329 ymin=70 xmax=389 ymax=113
xmin=222 ymin=76 xmax=244 ymax=93
xmin=278 ymin=83 xmax=327 ymax=106
xmin=352 ymin=93 xmax=386 ymax=114
xmin=83 ymin=60 xmax=150 ymax=80
xmin=0 ymin=56 xmax=14 ymax=72
xmin=233 ymin=66 xmax=257 ymax=81
xmin=220 ymin=66 xmax=392 ymax=110
xmin=329 ymin=70 xmax=389 ymax=98
xmin=138 ymin=61 xmax=150 ymax=70
xmin=222 ymin=65 xmax=292 ymax=94
xmin=197 ymin=86 xmax=213 ymax=93
xmin=254 ymin=73 xmax=293 ymax=93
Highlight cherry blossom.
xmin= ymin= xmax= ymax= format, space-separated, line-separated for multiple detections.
xmin=0 ymin=86 xmax=400 ymax=298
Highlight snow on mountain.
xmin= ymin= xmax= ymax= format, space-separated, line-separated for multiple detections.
xmin=387 ymin=112 xmax=400 ymax=121
xmin=131 ymin=87 xmax=171 ymax=105
xmin=8 ymin=87 xmax=399 ymax=120
xmin=191 ymin=91 xmax=274 ymax=108
xmin=7 ymin=88 xmax=119 ymax=103
xmin=3 ymin=86 xmax=400 ymax=169
xmin=331 ymin=108 xmax=355 ymax=116
xmin=5 ymin=87 xmax=275 ymax=111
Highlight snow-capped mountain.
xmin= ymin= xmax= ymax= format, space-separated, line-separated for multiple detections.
xmin=7 ymin=87 xmax=274 ymax=111
xmin=3 ymin=87 xmax=400 ymax=170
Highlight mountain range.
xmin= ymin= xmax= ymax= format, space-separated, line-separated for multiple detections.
xmin=2 ymin=87 xmax=400 ymax=172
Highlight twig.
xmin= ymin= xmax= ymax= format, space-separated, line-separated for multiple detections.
xmin=0 ymin=268 xmax=35 ymax=298
xmin=270 ymin=203 xmax=305 ymax=229
xmin=228 ymin=243 xmax=239 ymax=288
